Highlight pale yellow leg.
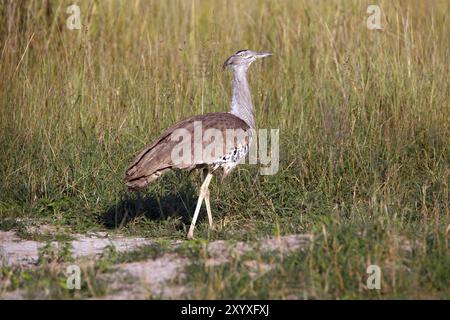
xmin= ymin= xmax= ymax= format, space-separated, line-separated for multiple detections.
xmin=205 ymin=189 xmax=213 ymax=228
xmin=200 ymin=170 xmax=213 ymax=228
xmin=187 ymin=172 xmax=213 ymax=239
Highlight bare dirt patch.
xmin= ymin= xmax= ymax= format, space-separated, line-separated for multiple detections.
xmin=105 ymin=234 xmax=313 ymax=299
xmin=0 ymin=230 xmax=153 ymax=267
xmin=0 ymin=230 xmax=312 ymax=299
xmin=102 ymin=254 xmax=191 ymax=299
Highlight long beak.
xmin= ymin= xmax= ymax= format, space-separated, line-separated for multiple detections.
xmin=255 ymin=51 xmax=273 ymax=59
xmin=223 ymin=56 xmax=233 ymax=70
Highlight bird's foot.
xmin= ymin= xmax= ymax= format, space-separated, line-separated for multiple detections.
xmin=186 ymin=232 xmax=195 ymax=240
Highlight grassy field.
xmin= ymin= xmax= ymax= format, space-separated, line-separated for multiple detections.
xmin=0 ymin=0 xmax=449 ymax=299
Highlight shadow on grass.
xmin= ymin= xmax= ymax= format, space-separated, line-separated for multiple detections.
xmin=100 ymin=177 xmax=200 ymax=230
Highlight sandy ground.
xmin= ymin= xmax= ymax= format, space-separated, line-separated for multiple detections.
xmin=0 ymin=230 xmax=154 ymax=267
xmin=0 ymin=230 xmax=312 ymax=299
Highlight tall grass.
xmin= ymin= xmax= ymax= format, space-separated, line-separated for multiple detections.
xmin=0 ymin=0 xmax=448 ymax=298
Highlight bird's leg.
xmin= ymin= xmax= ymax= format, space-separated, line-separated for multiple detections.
xmin=187 ymin=172 xmax=213 ymax=239
xmin=201 ymin=169 xmax=213 ymax=228
xmin=204 ymin=188 xmax=213 ymax=228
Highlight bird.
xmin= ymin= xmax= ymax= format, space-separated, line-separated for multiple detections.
xmin=125 ymin=49 xmax=272 ymax=239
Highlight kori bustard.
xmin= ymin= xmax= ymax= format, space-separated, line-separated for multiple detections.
xmin=125 ymin=49 xmax=272 ymax=239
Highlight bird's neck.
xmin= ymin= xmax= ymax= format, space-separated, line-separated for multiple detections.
xmin=230 ymin=67 xmax=255 ymax=129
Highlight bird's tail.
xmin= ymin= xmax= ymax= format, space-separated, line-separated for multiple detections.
xmin=124 ymin=137 xmax=174 ymax=191
xmin=125 ymin=167 xmax=171 ymax=191
xmin=125 ymin=178 xmax=144 ymax=192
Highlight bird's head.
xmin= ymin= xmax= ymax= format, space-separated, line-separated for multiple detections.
xmin=223 ymin=49 xmax=272 ymax=71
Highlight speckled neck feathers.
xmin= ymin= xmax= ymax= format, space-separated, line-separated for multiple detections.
xmin=230 ymin=67 xmax=255 ymax=129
